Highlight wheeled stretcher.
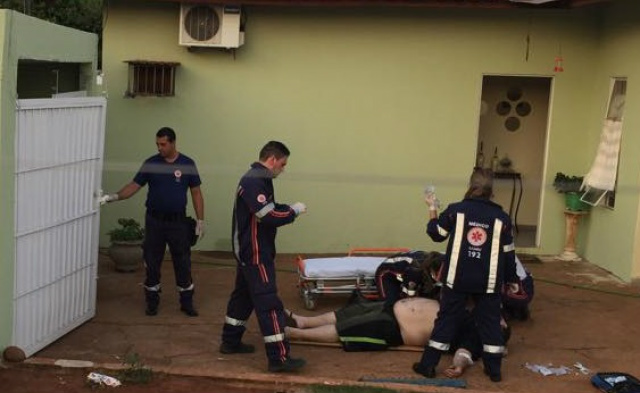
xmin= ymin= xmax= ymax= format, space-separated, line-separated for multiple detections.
xmin=295 ymin=248 xmax=409 ymax=310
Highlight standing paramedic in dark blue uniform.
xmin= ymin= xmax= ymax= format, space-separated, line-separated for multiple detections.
xmin=99 ymin=127 xmax=205 ymax=317
xmin=220 ymin=141 xmax=308 ymax=373
xmin=413 ymin=168 xmax=519 ymax=382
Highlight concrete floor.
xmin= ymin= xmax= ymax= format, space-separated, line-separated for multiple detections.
xmin=27 ymin=250 xmax=640 ymax=393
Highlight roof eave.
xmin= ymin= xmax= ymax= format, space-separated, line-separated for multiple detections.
xmin=131 ymin=0 xmax=612 ymax=9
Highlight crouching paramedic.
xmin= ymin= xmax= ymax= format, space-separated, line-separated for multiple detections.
xmin=220 ymin=141 xmax=307 ymax=373
xmin=374 ymin=250 xmax=444 ymax=308
xmin=502 ymin=255 xmax=534 ymax=321
xmin=413 ymin=168 xmax=519 ymax=382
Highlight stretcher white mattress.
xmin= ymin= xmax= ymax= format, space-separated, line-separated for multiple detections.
xmin=300 ymin=256 xmax=386 ymax=278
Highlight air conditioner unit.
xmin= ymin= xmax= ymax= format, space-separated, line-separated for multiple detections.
xmin=179 ymin=4 xmax=244 ymax=49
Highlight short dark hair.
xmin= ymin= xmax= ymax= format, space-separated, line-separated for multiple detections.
xmin=259 ymin=141 xmax=290 ymax=161
xmin=156 ymin=127 xmax=176 ymax=142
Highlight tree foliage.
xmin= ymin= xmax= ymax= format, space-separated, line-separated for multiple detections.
xmin=0 ymin=0 xmax=102 ymax=34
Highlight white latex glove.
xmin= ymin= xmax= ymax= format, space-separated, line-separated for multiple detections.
xmin=98 ymin=193 xmax=119 ymax=206
xmin=507 ymin=282 xmax=520 ymax=294
xmin=195 ymin=219 xmax=205 ymax=241
xmin=424 ymin=192 xmax=440 ymax=211
xmin=291 ymin=202 xmax=307 ymax=216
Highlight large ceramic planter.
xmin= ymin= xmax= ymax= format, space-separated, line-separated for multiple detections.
xmin=109 ymin=240 xmax=143 ymax=272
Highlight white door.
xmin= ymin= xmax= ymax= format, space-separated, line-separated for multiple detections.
xmin=13 ymin=97 xmax=106 ymax=357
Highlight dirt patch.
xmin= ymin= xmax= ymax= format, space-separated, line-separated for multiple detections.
xmin=0 ymin=363 xmax=282 ymax=393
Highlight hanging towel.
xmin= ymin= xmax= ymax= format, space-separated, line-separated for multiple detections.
xmin=584 ymin=119 xmax=623 ymax=191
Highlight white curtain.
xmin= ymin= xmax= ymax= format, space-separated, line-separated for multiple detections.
xmin=584 ymin=119 xmax=623 ymax=191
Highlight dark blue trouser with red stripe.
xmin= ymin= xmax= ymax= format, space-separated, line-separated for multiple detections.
xmin=221 ymin=260 xmax=289 ymax=363
xmin=418 ymin=287 xmax=504 ymax=377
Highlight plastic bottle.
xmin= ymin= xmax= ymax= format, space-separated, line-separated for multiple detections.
xmin=491 ymin=147 xmax=499 ymax=172
xmin=424 ymin=185 xmax=440 ymax=209
xmin=476 ymin=142 xmax=485 ymax=168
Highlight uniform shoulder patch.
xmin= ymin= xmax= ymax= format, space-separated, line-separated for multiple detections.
xmin=467 ymin=227 xmax=487 ymax=246
xmin=257 ymin=194 xmax=266 ymax=203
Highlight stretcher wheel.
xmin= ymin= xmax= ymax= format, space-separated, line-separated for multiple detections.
xmin=300 ymin=285 xmax=317 ymax=310
xmin=303 ymin=292 xmax=317 ymax=310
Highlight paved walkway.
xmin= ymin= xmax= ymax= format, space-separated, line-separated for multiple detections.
xmin=26 ymin=251 xmax=640 ymax=393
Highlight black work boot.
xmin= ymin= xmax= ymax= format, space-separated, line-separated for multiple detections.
xmin=412 ymin=362 xmax=436 ymax=378
xmin=484 ymin=367 xmax=502 ymax=382
xmin=483 ymin=356 xmax=502 ymax=382
xmin=179 ymin=290 xmax=198 ymax=317
xmin=219 ymin=342 xmax=256 ymax=354
xmin=145 ymin=290 xmax=160 ymax=316
xmin=268 ymin=357 xmax=306 ymax=373
xmin=414 ymin=346 xmax=440 ymax=378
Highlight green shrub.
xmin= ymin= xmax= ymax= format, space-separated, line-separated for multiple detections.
xmin=553 ymin=172 xmax=584 ymax=194
xmin=108 ymin=218 xmax=144 ymax=242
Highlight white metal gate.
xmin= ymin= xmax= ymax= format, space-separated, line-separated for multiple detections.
xmin=13 ymin=97 xmax=106 ymax=356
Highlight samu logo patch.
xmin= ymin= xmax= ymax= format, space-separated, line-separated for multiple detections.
xmin=467 ymin=227 xmax=487 ymax=247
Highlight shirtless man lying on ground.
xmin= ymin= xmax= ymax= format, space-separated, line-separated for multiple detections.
xmin=286 ymin=297 xmax=510 ymax=378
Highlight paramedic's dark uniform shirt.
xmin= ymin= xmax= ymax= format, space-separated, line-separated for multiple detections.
xmin=232 ymin=162 xmax=296 ymax=265
xmin=134 ymin=153 xmax=201 ymax=213
xmin=427 ymin=198 xmax=517 ymax=293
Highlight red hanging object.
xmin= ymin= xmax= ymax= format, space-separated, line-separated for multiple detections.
xmin=554 ymin=56 xmax=564 ymax=72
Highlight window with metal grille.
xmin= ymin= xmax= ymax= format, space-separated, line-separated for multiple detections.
xmin=124 ymin=60 xmax=180 ymax=97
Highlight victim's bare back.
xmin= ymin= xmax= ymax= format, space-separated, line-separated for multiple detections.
xmin=394 ymin=297 xmax=439 ymax=346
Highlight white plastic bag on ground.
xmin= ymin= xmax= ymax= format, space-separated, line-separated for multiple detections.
xmin=87 ymin=372 xmax=122 ymax=387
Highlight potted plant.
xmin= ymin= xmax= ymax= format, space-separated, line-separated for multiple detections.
xmin=108 ymin=218 xmax=145 ymax=272
xmin=553 ymin=172 xmax=590 ymax=211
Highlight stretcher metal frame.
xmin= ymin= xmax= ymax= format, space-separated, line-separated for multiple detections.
xmin=295 ymin=247 xmax=410 ymax=310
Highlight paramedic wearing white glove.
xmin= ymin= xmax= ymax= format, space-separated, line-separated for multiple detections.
xmin=220 ymin=141 xmax=307 ymax=373
xmin=101 ymin=127 xmax=204 ymax=318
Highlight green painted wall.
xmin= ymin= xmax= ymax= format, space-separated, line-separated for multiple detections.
xmin=0 ymin=9 xmax=98 ymax=354
xmin=582 ymin=0 xmax=640 ymax=280
xmin=103 ymin=2 xmax=635 ymax=272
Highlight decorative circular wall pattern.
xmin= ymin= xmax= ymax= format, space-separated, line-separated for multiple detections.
xmin=496 ymin=101 xmax=511 ymax=116
xmin=516 ymin=101 xmax=532 ymax=116
xmin=505 ymin=116 xmax=520 ymax=132
xmin=495 ymin=88 xmax=532 ymax=132
xmin=507 ymin=87 xmax=523 ymax=101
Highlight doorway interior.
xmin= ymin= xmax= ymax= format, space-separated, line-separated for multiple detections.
xmin=476 ymin=75 xmax=552 ymax=248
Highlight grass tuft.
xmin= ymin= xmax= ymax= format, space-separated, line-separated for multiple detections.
xmin=117 ymin=352 xmax=153 ymax=384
